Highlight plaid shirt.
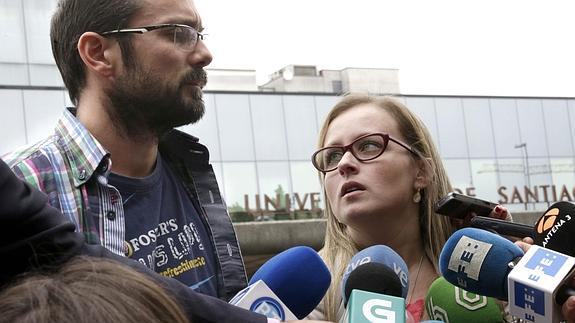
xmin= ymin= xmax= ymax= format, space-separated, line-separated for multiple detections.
xmin=2 ymin=109 xmax=247 ymax=300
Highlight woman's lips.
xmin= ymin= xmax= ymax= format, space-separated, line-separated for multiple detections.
xmin=340 ymin=181 xmax=366 ymax=197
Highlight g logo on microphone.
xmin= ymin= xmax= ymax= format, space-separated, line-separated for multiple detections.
xmin=362 ymin=299 xmax=395 ymax=323
xmin=250 ymin=297 xmax=285 ymax=320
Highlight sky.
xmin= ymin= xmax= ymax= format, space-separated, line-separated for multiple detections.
xmin=194 ymin=0 xmax=575 ymax=97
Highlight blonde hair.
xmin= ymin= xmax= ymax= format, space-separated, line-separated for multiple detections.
xmin=316 ymin=94 xmax=456 ymax=321
xmin=0 ymin=256 xmax=190 ymax=323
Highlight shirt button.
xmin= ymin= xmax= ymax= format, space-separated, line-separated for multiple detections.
xmin=78 ymin=169 xmax=87 ymax=180
xmin=106 ymin=211 xmax=116 ymax=221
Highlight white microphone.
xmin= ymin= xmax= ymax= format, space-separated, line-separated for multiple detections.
xmin=229 ymin=280 xmax=297 ymax=320
xmin=508 ymin=244 xmax=575 ymax=323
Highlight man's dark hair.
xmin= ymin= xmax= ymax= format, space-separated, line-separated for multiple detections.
xmin=50 ymin=0 xmax=142 ymax=104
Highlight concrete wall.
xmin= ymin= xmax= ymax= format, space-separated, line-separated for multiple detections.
xmin=236 ymin=212 xmax=540 ymax=276
xmin=235 ymin=211 xmax=539 ymax=256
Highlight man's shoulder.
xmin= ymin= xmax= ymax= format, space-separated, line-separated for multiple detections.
xmin=2 ymin=136 xmax=64 ymax=185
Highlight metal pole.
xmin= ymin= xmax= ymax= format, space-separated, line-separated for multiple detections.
xmin=514 ymin=143 xmax=529 ymax=211
xmin=524 ymin=144 xmax=532 ymax=210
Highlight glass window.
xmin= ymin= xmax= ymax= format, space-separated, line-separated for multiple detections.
xmin=214 ymin=94 xmax=255 ymax=161
xmin=256 ymin=162 xmax=292 ymax=219
xmin=314 ymin=95 xmax=339 ymax=131
xmin=283 ymin=95 xmax=320 ymax=161
xmin=404 ymin=97 xmax=439 ymax=143
xmin=22 ymin=90 xmax=66 ymax=144
xmin=461 ymin=98 xmax=496 ymax=158
xmin=0 ymin=63 xmax=29 ymax=85
xmin=435 ymin=98 xmax=468 ymax=158
xmin=497 ymin=158 xmax=550 ymax=211
xmin=0 ymin=0 xmax=27 ymax=63
xmin=469 ymin=159 xmax=500 ymax=205
xmin=23 ymin=0 xmax=58 ymax=64
xmin=516 ymin=99 xmax=547 ymax=158
xmin=526 ymin=157 xmax=554 ymax=211
xmin=179 ymin=93 xmax=221 ymax=161
xmin=0 ymin=90 xmax=26 ymax=155
xmin=549 ymin=158 xmax=575 ymax=204
xmin=249 ymin=95 xmax=288 ymax=160
xmin=568 ymin=100 xmax=575 ymax=153
xmin=442 ymin=159 xmax=471 ymax=193
xmin=221 ymin=162 xmax=258 ymax=221
xmin=542 ymin=100 xmax=574 ymax=157
xmin=490 ymin=99 xmax=522 ymax=158
xmin=290 ymin=161 xmax=323 ymax=218
xmin=29 ymin=64 xmax=63 ymax=86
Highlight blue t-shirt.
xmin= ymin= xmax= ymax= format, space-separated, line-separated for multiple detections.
xmin=109 ymin=155 xmax=218 ymax=297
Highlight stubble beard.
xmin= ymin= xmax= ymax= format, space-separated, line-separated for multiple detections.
xmin=104 ymin=66 xmax=207 ymax=142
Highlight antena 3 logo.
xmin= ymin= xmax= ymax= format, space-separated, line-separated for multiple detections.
xmin=536 ymin=207 xmax=572 ymax=247
xmin=250 ymin=297 xmax=285 ymax=320
xmin=537 ymin=208 xmax=560 ymax=234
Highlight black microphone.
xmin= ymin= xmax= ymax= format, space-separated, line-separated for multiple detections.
xmin=343 ymin=262 xmax=403 ymax=304
xmin=533 ymin=201 xmax=575 ymax=256
xmin=341 ymin=246 xmax=414 ymax=323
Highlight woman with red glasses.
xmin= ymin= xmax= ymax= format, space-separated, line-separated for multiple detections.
xmin=308 ymin=94 xmax=510 ymax=322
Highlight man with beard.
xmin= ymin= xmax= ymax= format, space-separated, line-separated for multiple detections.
xmin=2 ymin=0 xmax=246 ymax=301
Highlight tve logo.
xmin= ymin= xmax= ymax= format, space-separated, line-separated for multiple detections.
xmin=524 ymin=248 xmax=568 ymax=280
xmin=250 ymin=297 xmax=285 ymax=320
xmin=514 ymin=281 xmax=545 ymax=317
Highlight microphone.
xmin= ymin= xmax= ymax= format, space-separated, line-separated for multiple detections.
xmin=439 ymin=227 xmax=523 ymax=299
xmin=342 ymin=262 xmax=408 ymax=323
xmin=533 ymin=201 xmax=575 ymax=256
xmin=341 ymin=245 xmax=410 ymax=323
xmin=229 ymin=246 xmax=330 ymax=320
xmin=507 ymin=244 xmax=575 ymax=322
xmin=343 ymin=262 xmax=403 ymax=305
xmin=342 ymin=244 xmax=409 ymax=305
xmin=440 ymin=228 xmax=575 ymax=322
xmin=424 ymin=276 xmax=505 ymax=322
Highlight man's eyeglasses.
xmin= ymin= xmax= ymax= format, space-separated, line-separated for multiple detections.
xmin=101 ymin=24 xmax=205 ymax=51
xmin=311 ymin=133 xmax=419 ymax=173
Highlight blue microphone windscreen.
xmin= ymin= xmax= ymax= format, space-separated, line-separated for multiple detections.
xmin=342 ymin=245 xmax=409 ymax=304
xmin=439 ymin=228 xmax=523 ymax=299
xmin=249 ymin=246 xmax=331 ymax=319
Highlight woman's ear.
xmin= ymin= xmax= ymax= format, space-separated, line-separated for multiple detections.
xmin=414 ymin=157 xmax=433 ymax=190
xmin=77 ymin=31 xmax=118 ymax=78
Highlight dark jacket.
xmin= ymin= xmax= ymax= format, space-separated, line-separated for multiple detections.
xmin=0 ymin=159 xmax=266 ymax=323
xmin=3 ymin=108 xmax=247 ymax=300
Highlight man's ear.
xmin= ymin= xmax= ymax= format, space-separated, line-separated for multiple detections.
xmin=414 ymin=157 xmax=433 ymax=190
xmin=77 ymin=32 xmax=119 ymax=78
